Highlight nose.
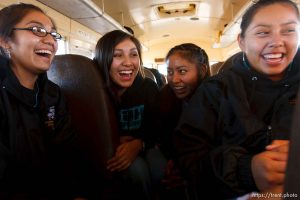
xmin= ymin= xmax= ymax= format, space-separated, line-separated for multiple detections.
xmin=171 ymin=72 xmax=181 ymax=84
xmin=268 ymin=33 xmax=284 ymax=48
xmin=42 ymin=34 xmax=57 ymax=50
xmin=122 ymin=55 xmax=133 ymax=66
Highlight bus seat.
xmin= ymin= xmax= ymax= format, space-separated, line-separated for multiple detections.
xmin=144 ymin=67 xmax=157 ymax=83
xmin=148 ymin=67 xmax=166 ymax=89
xmin=47 ymin=54 xmax=119 ymax=187
xmin=210 ymin=62 xmax=224 ymax=76
xmin=284 ymin=88 xmax=300 ymax=196
xmin=161 ymin=73 xmax=167 ymax=85
xmin=218 ymin=52 xmax=243 ymax=74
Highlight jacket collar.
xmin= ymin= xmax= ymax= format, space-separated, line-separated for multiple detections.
xmin=0 ymin=55 xmax=48 ymax=107
xmin=230 ymin=49 xmax=300 ymax=90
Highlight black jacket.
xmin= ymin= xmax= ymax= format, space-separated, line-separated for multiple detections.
xmin=0 ymin=56 xmax=78 ymax=199
xmin=117 ymin=74 xmax=160 ymax=149
xmin=174 ymin=50 xmax=300 ymax=199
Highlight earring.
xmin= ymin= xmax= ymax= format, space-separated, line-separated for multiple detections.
xmin=4 ymin=48 xmax=11 ymax=59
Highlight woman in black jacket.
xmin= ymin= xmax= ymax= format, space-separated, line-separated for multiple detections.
xmin=158 ymin=43 xmax=210 ymax=199
xmin=94 ymin=30 xmax=166 ymax=200
xmin=174 ymin=0 xmax=300 ymax=199
xmin=0 ymin=3 xmax=85 ymax=200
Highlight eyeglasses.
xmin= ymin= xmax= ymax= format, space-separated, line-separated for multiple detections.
xmin=12 ymin=26 xmax=62 ymax=41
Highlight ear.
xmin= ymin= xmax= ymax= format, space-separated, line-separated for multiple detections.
xmin=0 ymin=37 xmax=6 ymax=48
xmin=237 ymin=33 xmax=245 ymax=52
xmin=0 ymin=36 xmax=11 ymax=50
xmin=200 ymin=64 xmax=208 ymax=78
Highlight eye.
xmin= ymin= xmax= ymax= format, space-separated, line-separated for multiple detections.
xmin=179 ymin=69 xmax=187 ymax=74
xmin=35 ymin=27 xmax=46 ymax=34
xmin=113 ymin=53 xmax=122 ymax=57
xmin=167 ymin=70 xmax=173 ymax=76
xmin=283 ymin=28 xmax=296 ymax=34
xmin=130 ymin=51 xmax=139 ymax=57
xmin=256 ymin=31 xmax=269 ymax=36
xmin=49 ymin=31 xmax=62 ymax=40
xmin=31 ymin=26 xmax=45 ymax=36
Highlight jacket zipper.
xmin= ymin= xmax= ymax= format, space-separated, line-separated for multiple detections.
xmin=266 ymin=125 xmax=272 ymax=145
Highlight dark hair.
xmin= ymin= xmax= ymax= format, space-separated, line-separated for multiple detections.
xmin=165 ymin=43 xmax=210 ymax=79
xmin=0 ymin=3 xmax=54 ymax=58
xmin=94 ymin=29 xmax=144 ymax=90
xmin=124 ymin=26 xmax=134 ymax=35
xmin=240 ymin=0 xmax=300 ymax=38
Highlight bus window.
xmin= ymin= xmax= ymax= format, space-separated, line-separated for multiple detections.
xmin=157 ymin=63 xmax=167 ymax=76
xmin=56 ymin=38 xmax=67 ymax=55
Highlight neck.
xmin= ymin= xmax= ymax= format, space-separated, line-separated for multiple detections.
xmin=11 ymin=65 xmax=38 ymax=89
xmin=116 ymin=87 xmax=127 ymax=97
xmin=111 ymin=82 xmax=127 ymax=97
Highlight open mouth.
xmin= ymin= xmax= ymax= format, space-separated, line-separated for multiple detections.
xmin=119 ymin=70 xmax=133 ymax=79
xmin=172 ymin=85 xmax=186 ymax=95
xmin=35 ymin=49 xmax=52 ymax=58
xmin=174 ymin=86 xmax=184 ymax=90
xmin=263 ymin=53 xmax=284 ymax=63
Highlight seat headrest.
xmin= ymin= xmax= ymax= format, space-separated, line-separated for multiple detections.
xmin=48 ymin=54 xmax=119 ymax=176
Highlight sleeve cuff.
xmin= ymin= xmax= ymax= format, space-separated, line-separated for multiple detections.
xmin=237 ymin=155 xmax=258 ymax=192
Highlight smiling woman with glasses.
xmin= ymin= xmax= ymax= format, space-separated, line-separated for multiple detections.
xmin=0 ymin=3 xmax=87 ymax=199
xmin=12 ymin=26 xmax=62 ymax=40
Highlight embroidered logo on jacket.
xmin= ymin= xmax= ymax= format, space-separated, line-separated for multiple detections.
xmin=119 ymin=105 xmax=144 ymax=130
xmin=45 ymin=106 xmax=55 ymax=130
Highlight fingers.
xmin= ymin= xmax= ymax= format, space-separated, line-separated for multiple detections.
xmin=266 ymin=150 xmax=288 ymax=162
xmin=107 ymin=156 xmax=131 ymax=172
xmin=266 ymin=145 xmax=289 ymax=153
xmin=107 ymin=146 xmax=128 ymax=171
xmin=266 ymin=140 xmax=289 ymax=153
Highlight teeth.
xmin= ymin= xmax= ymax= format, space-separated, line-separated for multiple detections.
xmin=174 ymin=86 xmax=184 ymax=89
xmin=264 ymin=53 xmax=282 ymax=59
xmin=35 ymin=50 xmax=52 ymax=55
xmin=120 ymin=70 xmax=132 ymax=74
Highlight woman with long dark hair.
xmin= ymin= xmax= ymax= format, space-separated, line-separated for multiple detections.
xmin=94 ymin=30 xmax=166 ymax=200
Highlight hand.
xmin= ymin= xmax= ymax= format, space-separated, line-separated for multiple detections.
xmin=266 ymin=140 xmax=289 ymax=153
xmin=161 ymin=160 xmax=186 ymax=189
xmin=107 ymin=138 xmax=143 ymax=172
xmin=251 ymin=140 xmax=289 ymax=192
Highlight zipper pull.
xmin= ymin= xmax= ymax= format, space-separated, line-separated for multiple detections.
xmin=266 ymin=125 xmax=272 ymax=145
